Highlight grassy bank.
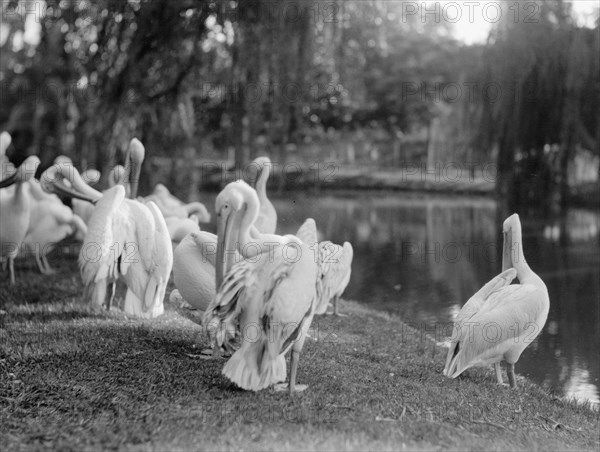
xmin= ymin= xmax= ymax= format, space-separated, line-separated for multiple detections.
xmin=1 ymin=257 xmax=598 ymax=451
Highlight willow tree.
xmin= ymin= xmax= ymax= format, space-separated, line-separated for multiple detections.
xmin=478 ymin=0 xmax=599 ymax=210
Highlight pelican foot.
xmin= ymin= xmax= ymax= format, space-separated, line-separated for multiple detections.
xmin=198 ymin=348 xmax=230 ymax=360
xmin=273 ymin=383 xmax=308 ymax=393
xmin=325 ymin=311 xmax=347 ymax=317
xmin=40 ymin=266 xmax=57 ymax=275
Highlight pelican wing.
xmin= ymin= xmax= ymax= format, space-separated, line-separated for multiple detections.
xmin=314 ymin=241 xmax=354 ymax=314
xmin=146 ymin=201 xmax=173 ymax=306
xmin=79 ymin=186 xmax=128 ymax=305
xmin=263 ymin=242 xmax=318 ymax=356
xmin=295 ymin=218 xmax=317 ymax=246
xmin=220 ymin=237 xmax=318 ymax=391
xmin=443 ymin=268 xmax=517 ymax=375
xmin=454 ymin=268 xmax=517 ymax=327
xmin=203 ymin=258 xmax=254 ymax=351
xmin=445 ymin=283 xmax=546 ymax=378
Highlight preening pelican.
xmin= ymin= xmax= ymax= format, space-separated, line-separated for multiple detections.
xmin=443 ymin=214 xmax=550 ymax=388
xmin=21 ymin=168 xmax=87 ymax=274
xmin=250 ymin=156 xmax=277 ymax=234
xmin=51 ymin=156 xmax=100 ymax=226
xmin=314 ymin=241 xmax=353 ymax=316
xmin=203 ymin=180 xmax=318 ymax=394
xmin=0 ymin=156 xmax=41 ymax=283
xmin=165 ymin=215 xmax=201 ymax=245
xmin=147 ymin=193 xmax=211 ymax=224
xmin=42 ymin=139 xmax=173 ymax=318
xmin=171 ymin=231 xmax=217 ymax=313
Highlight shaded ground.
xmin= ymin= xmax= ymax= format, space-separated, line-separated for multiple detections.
xmin=1 ymin=255 xmax=598 ymax=451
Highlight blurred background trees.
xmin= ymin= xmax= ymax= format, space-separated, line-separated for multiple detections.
xmin=1 ymin=0 xmax=598 ymax=207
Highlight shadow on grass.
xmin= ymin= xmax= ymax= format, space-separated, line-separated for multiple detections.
xmin=3 ymin=310 xmax=108 ymax=324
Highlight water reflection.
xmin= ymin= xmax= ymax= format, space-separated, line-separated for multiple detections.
xmin=195 ymin=190 xmax=599 ymax=406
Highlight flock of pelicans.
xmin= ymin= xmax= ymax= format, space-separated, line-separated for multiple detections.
xmin=0 ymin=133 xmax=550 ymax=395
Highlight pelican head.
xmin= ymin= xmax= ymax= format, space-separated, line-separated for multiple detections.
xmin=125 ymin=138 xmax=145 ymax=199
xmin=54 ymin=155 xmax=73 ymax=165
xmin=82 ymin=169 xmax=101 ymax=186
xmin=153 ymin=183 xmax=170 ymax=196
xmin=502 ymin=213 xmax=522 ymax=271
xmin=0 ymin=155 xmax=40 ymax=188
xmin=40 ymin=162 xmax=100 ymax=204
xmin=109 ymin=165 xmax=126 ymax=188
xmin=215 ymin=180 xmax=260 ymax=286
xmin=0 ymin=131 xmax=12 ymax=158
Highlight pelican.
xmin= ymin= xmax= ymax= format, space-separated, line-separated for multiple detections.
xmin=443 ymin=213 xmax=550 ymax=388
xmin=203 ymin=180 xmax=318 ymax=395
xmin=149 ymin=195 xmax=211 ymax=223
xmin=51 ymin=156 xmax=100 ymax=226
xmin=21 ymin=167 xmax=87 ymax=274
xmin=148 ymin=184 xmax=184 ymax=209
xmin=170 ymin=230 xmax=218 ymax=313
xmin=0 ymin=156 xmax=41 ymax=283
xmin=42 ymin=139 xmax=173 ymax=318
xmin=1 ymin=131 xmax=12 ymax=175
xmin=165 ymin=215 xmax=201 ymax=245
xmin=314 ymin=241 xmax=354 ymax=316
xmin=250 ymin=156 xmax=277 ymax=234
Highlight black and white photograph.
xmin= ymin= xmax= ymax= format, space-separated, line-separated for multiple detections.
xmin=0 ymin=0 xmax=598 ymax=450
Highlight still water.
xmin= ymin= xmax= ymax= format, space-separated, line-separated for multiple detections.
xmin=199 ymin=190 xmax=599 ymax=406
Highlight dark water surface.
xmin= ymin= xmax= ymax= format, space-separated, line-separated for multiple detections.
xmin=197 ymin=190 xmax=599 ymax=405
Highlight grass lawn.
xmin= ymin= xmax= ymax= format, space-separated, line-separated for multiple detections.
xmin=1 ymin=252 xmax=598 ymax=451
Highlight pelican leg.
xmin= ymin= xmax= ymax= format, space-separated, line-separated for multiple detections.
xmin=199 ymin=346 xmax=227 ymax=360
xmin=8 ymin=257 xmax=15 ymax=285
xmin=107 ymin=282 xmax=116 ymax=310
xmin=35 ymin=252 xmax=45 ymax=274
xmin=332 ymin=296 xmax=347 ymax=317
xmin=289 ymin=349 xmax=308 ymax=395
xmin=325 ymin=296 xmax=347 ymax=317
xmin=494 ymin=362 xmax=504 ymax=385
xmin=41 ymin=254 xmax=56 ymax=275
xmin=275 ymin=349 xmax=308 ymax=395
xmin=507 ymin=363 xmax=517 ymax=388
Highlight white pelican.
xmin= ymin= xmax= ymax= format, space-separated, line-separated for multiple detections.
xmin=51 ymin=156 xmax=100 ymax=226
xmin=170 ymin=231 xmax=218 ymax=313
xmin=1 ymin=131 xmax=12 ymax=176
xmin=250 ymin=156 xmax=277 ymax=234
xmin=42 ymin=139 xmax=173 ymax=318
xmin=314 ymin=241 xmax=354 ymax=316
xmin=0 ymin=156 xmax=41 ymax=283
xmin=203 ymin=180 xmax=318 ymax=394
xmin=443 ymin=213 xmax=550 ymax=388
xmin=21 ymin=170 xmax=87 ymax=274
xmin=165 ymin=215 xmax=201 ymax=245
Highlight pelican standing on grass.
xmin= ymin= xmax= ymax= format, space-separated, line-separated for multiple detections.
xmin=250 ymin=156 xmax=277 ymax=234
xmin=203 ymin=180 xmax=318 ymax=395
xmin=0 ymin=156 xmax=41 ymax=284
xmin=21 ymin=170 xmax=87 ymax=275
xmin=169 ymin=230 xmax=217 ymax=314
xmin=443 ymin=213 xmax=550 ymax=388
xmin=314 ymin=241 xmax=354 ymax=316
xmin=42 ymin=139 xmax=172 ymax=318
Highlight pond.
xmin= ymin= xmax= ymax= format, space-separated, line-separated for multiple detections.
xmin=196 ymin=189 xmax=599 ymax=406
